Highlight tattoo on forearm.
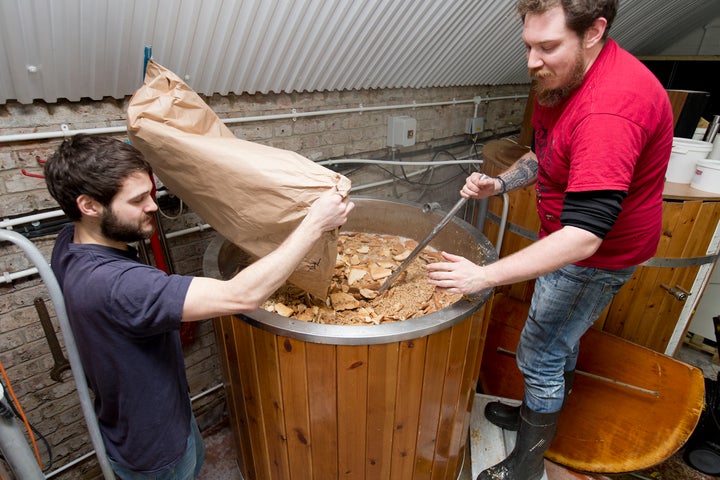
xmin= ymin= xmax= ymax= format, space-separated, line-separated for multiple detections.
xmin=501 ymin=156 xmax=538 ymax=192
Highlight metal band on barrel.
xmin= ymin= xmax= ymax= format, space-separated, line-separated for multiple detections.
xmin=485 ymin=212 xmax=719 ymax=268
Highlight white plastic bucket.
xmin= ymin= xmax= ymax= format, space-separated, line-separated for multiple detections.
xmin=692 ymin=128 xmax=707 ymax=140
xmin=666 ymin=138 xmax=713 ymax=184
xmin=709 ymin=134 xmax=720 ymax=160
xmin=690 ymin=160 xmax=720 ymax=194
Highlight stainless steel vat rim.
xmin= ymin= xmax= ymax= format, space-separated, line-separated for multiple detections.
xmin=204 ymin=196 xmax=499 ymax=345
xmin=233 ymin=288 xmax=493 ymax=345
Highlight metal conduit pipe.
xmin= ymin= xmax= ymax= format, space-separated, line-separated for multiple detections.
xmin=0 ymin=219 xmax=214 ymax=285
xmin=2 ymin=159 xmax=482 ymax=233
xmin=0 ymin=229 xmax=115 ymax=480
xmin=2 ymin=157 xmax=513 ymax=283
xmin=45 ymin=451 xmax=96 ymax=479
xmin=496 ymin=193 xmax=510 ymax=252
xmin=1 ymin=157 xmax=476 ymax=230
xmin=0 ymin=174 xmax=445 ymax=283
xmin=0 ymin=189 xmax=173 ymax=229
xmin=318 ymin=159 xmax=481 ymax=167
xmin=0 ymin=94 xmax=527 ymax=144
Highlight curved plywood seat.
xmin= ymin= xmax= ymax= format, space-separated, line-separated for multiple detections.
xmin=480 ymin=294 xmax=705 ymax=473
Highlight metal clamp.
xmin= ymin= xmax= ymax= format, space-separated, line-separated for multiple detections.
xmin=660 ymin=284 xmax=691 ymax=302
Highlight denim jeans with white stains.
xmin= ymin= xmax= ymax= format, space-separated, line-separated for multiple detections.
xmin=516 ymin=264 xmax=635 ymax=413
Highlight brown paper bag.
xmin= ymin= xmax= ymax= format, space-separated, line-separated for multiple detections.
xmin=126 ymin=61 xmax=350 ymax=297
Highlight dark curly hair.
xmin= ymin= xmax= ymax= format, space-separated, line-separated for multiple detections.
xmin=44 ymin=135 xmax=152 ymax=221
xmin=517 ymin=0 xmax=618 ymax=39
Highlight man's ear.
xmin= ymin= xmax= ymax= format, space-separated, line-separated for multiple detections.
xmin=76 ymin=194 xmax=103 ymax=218
xmin=584 ymin=17 xmax=607 ymax=49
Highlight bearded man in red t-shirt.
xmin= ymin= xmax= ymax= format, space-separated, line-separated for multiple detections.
xmin=427 ymin=1 xmax=673 ymax=479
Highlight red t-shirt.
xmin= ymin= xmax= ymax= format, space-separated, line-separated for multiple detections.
xmin=532 ymin=39 xmax=673 ymax=269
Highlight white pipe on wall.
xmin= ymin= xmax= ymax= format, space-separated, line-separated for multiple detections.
xmin=0 ymin=210 xmax=66 ymax=229
xmin=1 ymin=159 xmax=481 ymax=231
xmin=0 ymin=189 xmax=173 ymax=229
xmin=1 ymin=157 xmax=494 ymax=283
xmin=0 ymin=94 xmax=527 ymax=144
xmin=1 ymin=92 xmax=521 ymax=282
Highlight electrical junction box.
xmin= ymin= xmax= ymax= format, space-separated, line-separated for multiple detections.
xmin=387 ymin=116 xmax=417 ymax=147
xmin=465 ymin=117 xmax=484 ymax=135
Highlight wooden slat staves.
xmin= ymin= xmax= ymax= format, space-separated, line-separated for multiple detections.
xmin=445 ymin=309 xmax=491 ymax=477
xmin=599 ymin=201 xmax=690 ymax=340
xmin=517 ymin=87 xmax=535 ymax=148
xmin=254 ymin=326 xmax=291 ymax=480
xmin=214 ymin=304 xmax=489 ymax=479
xmin=647 ymin=201 xmax=719 ymax=349
xmin=337 ymin=345 xmax=369 ymax=479
xmin=666 ymin=90 xmax=689 ymax=128
xmin=480 ymin=139 xmax=538 ymax=302
xmin=366 ymin=343 xmax=399 ymax=480
xmin=226 ymin=317 xmax=257 ymax=477
xmin=278 ymin=336 xmax=313 ymax=479
xmin=431 ymin=317 xmax=473 ymax=479
xmin=479 ymin=297 xmax=526 ymax=401
xmin=390 ymin=337 xmax=428 ymax=480
xmin=413 ymin=327 xmax=452 ymax=478
xmin=306 ymin=342 xmax=338 ymax=480
xmin=602 ymin=200 xmax=720 ymax=352
xmin=212 ymin=317 xmax=247 ymax=475
xmin=234 ymin=320 xmax=271 ymax=480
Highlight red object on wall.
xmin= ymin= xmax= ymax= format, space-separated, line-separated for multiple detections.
xmin=148 ymin=179 xmax=197 ymax=348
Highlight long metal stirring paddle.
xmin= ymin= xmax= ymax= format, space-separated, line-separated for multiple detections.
xmin=377 ymin=196 xmax=468 ymax=294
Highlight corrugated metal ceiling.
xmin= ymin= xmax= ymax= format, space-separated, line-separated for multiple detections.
xmin=1 ymin=0 xmax=719 ymax=105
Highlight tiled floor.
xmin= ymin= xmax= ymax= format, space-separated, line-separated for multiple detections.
xmin=197 ymin=423 xmax=242 ymax=480
xmin=197 ymin=345 xmax=719 ymax=480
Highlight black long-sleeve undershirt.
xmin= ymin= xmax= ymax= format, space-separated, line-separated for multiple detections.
xmin=560 ymin=190 xmax=627 ymax=239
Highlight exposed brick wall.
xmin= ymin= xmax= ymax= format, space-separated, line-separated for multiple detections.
xmin=0 ymin=82 xmax=528 ymax=478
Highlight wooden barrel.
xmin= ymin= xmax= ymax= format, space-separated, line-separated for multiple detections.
xmin=204 ymin=198 xmax=498 ymax=480
xmin=213 ymin=307 xmax=490 ymax=480
xmin=597 ymin=184 xmax=720 ymax=354
xmin=480 ymin=139 xmax=720 ymax=354
xmin=480 ymin=138 xmax=536 ymax=301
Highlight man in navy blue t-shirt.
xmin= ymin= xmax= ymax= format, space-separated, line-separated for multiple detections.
xmin=44 ymin=134 xmax=353 ymax=479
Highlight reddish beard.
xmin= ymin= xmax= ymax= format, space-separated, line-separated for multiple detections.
xmin=530 ymin=49 xmax=586 ymax=107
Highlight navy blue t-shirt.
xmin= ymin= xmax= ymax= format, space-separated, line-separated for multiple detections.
xmin=51 ymin=225 xmax=194 ymax=473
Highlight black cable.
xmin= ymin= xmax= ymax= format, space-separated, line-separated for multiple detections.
xmin=325 ymin=130 xmax=520 ymax=175
xmin=359 ymin=163 xmax=468 ymax=188
xmin=0 ymin=380 xmax=53 ymax=472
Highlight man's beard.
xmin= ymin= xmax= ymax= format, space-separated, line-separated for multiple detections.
xmin=100 ymin=207 xmax=154 ymax=244
xmin=532 ymin=48 xmax=586 ymax=107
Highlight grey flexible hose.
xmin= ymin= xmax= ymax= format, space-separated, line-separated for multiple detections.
xmin=0 ymin=229 xmax=115 ymax=479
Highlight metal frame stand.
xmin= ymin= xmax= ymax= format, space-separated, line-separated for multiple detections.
xmin=0 ymin=229 xmax=115 ymax=479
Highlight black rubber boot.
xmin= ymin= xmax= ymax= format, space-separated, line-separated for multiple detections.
xmin=484 ymin=370 xmax=575 ymax=431
xmin=476 ymin=404 xmax=560 ymax=480
xmin=484 ymin=400 xmax=521 ymax=430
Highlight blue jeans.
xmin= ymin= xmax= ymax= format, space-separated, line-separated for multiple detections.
xmin=516 ymin=264 xmax=635 ymax=413
xmin=108 ymin=415 xmax=205 ymax=480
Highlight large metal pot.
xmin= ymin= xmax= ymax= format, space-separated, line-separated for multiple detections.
xmin=203 ymin=197 xmax=497 ymax=344
xmin=204 ymin=197 xmax=497 ymax=480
